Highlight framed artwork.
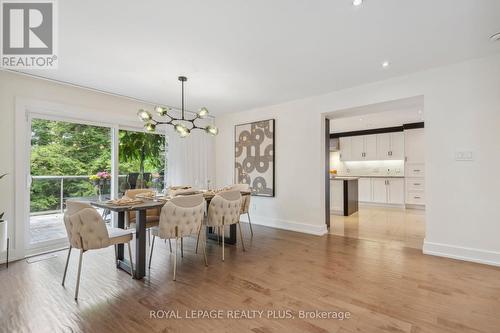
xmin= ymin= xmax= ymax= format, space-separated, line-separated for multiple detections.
xmin=234 ymin=119 xmax=275 ymax=197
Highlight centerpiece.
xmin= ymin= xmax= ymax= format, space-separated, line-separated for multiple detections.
xmin=89 ymin=171 xmax=111 ymax=201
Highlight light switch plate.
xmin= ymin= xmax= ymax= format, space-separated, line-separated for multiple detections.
xmin=455 ymin=151 xmax=474 ymax=161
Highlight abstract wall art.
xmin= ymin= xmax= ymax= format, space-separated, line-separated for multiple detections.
xmin=234 ymin=119 xmax=275 ymax=197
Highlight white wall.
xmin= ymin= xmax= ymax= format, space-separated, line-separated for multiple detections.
xmin=215 ymin=54 xmax=500 ymax=266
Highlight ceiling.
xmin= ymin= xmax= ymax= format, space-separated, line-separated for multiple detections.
xmin=13 ymin=0 xmax=500 ymax=115
xmin=330 ymin=96 xmax=424 ymax=133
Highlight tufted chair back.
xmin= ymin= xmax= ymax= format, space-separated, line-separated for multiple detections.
xmin=207 ymin=191 xmax=242 ymax=227
xmin=230 ymin=183 xmax=251 ymax=214
xmin=157 ymin=194 xmax=205 ymax=238
xmin=64 ymin=201 xmax=110 ymax=250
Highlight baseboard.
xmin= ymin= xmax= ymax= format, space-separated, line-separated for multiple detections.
xmin=405 ymin=204 xmax=425 ymax=210
xmin=359 ymin=202 xmax=405 ymax=209
xmin=240 ymin=215 xmax=328 ymax=236
xmin=423 ymin=240 xmax=500 ymax=267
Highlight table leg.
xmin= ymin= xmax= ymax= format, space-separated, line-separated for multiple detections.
xmin=116 ymin=211 xmax=134 ymax=276
xmin=117 ymin=211 xmax=124 ymax=261
xmin=207 ymin=224 xmax=237 ymax=244
xmin=134 ymin=210 xmax=147 ymax=279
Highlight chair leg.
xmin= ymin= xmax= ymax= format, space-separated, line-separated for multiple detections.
xmin=221 ymin=224 xmax=225 ymax=262
xmin=238 ymin=222 xmax=246 ymax=252
xmin=173 ymin=236 xmax=178 ymax=281
xmin=149 ymin=235 xmax=155 ymax=269
xmin=127 ymin=241 xmax=134 ymax=277
xmin=74 ymin=249 xmax=84 ymax=301
xmin=168 ymin=239 xmax=172 ymax=253
xmin=181 ymin=237 xmax=183 ymax=258
xmin=202 ymin=232 xmax=208 ymax=267
xmin=247 ymin=212 xmax=253 ymax=236
xmin=114 ymin=245 xmax=118 ymax=267
xmin=62 ymin=246 xmax=72 ymax=286
xmin=195 ymin=225 xmax=202 ymax=254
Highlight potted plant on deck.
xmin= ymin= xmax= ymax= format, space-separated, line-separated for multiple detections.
xmin=0 ymin=173 xmax=8 ymax=263
xmin=89 ymin=171 xmax=111 ymax=201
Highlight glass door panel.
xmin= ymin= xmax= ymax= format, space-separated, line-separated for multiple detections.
xmin=29 ymin=118 xmax=112 ymax=246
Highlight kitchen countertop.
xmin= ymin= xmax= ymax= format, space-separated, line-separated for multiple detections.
xmin=336 ymin=175 xmax=404 ymax=178
xmin=330 ymin=176 xmax=360 ymax=180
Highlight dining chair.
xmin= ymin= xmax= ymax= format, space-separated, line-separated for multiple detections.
xmin=124 ymin=189 xmax=170 ymax=250
xmin=62 ymin=201 xmax=134 ymax=300
xmin=148 ymin=194 xmax=206 ymax=280
xmin=230 ymin=183 xmax=253 ymax=236
xmin=197 ymin=190 xmax=244 ymax=261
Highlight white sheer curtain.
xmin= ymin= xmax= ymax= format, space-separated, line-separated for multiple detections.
xmin=166 ymin=118 xmax=215 ymax=189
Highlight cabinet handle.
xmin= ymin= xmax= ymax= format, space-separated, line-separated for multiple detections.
xmin=413 ymin=169 xmax=421 ymax=172
xmin=414 ymin=196 xmax=421 ymax=199
xmin=414 ymin=183 xmax=421 ymax=186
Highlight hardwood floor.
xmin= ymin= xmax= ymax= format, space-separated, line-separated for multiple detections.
xmin=1 ymin=224 xmax=500 ymax=333
xmin=330 ymin=205 xmax=426 ymax=249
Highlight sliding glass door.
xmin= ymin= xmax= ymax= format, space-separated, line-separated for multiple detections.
xmin=118 ymin=128 xmax=166 ymax=196
xmin=28 ymin=116 xmax=112 ymax=249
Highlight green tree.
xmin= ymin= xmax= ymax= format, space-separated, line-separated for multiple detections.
xmin=119 ymin=130 xmax=165 ymax=181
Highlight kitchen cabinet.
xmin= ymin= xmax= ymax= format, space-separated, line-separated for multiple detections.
xmin=388 ymin=178 xmax=405 ymax=204
xmin=376 ymin=132 xmax=404 ymax=160
xmin=404 ymin=128 xmax=425 ymax=163
xmin=371 ymin=178 xmax=405 ymax=205
xmin=358 ymin=178 xmax=372 ymax=202
xmin=364 ymin=134 xmax=377 ymax=160
xmin=372 ymin=178 xmax=388 ymax=203
xmin=339 ymin=137 xmax=352 ymax=161
xmin=351 ymin=136 xmax=365 ymax=160
xmin=340 ymin=134 xmax=378 ymax=161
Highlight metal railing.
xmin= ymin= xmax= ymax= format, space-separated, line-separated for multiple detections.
xmin=30 ymin=175 xmax=127 ymax=215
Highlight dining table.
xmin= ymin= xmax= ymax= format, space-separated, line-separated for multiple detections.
xmin=91 ymin=190 xmax=251 ymax=279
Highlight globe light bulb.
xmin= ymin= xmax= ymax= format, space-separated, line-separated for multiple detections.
xmin=174 ymin=123 xmax=190 ymax=138
xmin=137 ymin=109 xmax=152 ymax=122
xmin=155 ymin=106 xmax=170 ymax=116
xmin=205 ymin=125 xmax=219 ymax=136
xmin=144 ymin=123 xmax=156 ymax=132
xmin=197 ymin=107 xmax=209 ymax=118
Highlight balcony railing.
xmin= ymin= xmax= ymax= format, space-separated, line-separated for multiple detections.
xmin=30 ymin=175 xmax=128 ymax=216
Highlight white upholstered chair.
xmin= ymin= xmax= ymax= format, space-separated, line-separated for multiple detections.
xmin=197 ymin=190 xmax=244 ymax=261
xmin=230 ymin=183 xmax=253 ymax=236
xmin=148 ymin=194 xmax=206 ymax=280
xmin=167 ymin=186 xmax=195 ymax=198
xmin=62 ymin=201 xmax=134 ymax=300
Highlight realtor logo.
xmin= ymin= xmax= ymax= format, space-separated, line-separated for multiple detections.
xmin=1 ymin=0 xmax=58 ymax=68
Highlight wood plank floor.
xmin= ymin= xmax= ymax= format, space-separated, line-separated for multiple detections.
xmin=1 ymin=224 xmax=500 ymax=333
xmin=330 ymin=205 xmax=426 ymax=249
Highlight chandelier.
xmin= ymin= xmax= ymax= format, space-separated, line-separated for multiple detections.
xmin=137 ymin=76 xmax=218 ymax=137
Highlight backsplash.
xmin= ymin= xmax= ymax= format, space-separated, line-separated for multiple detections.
xmin=330 ymin=151 xmax=404 ymax=177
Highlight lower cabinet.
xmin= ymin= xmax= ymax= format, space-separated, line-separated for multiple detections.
xmin=359 ymin=177 xmax=405 ymax=205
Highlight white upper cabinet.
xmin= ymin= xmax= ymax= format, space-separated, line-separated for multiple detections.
xmin=339 ymin=137 xmax=352 ymax=161
xmin=390 ymin=132 xmax=405 ymax=160
xmin=376 ymin=132 xmax=404 ymax=160
xmin=350 ymin=136 xmax=365 ymax=160
xmin=404 ymin=128 xmax=425 ymax=163
xmin=364 ymin=134 xmax=377 ymax=160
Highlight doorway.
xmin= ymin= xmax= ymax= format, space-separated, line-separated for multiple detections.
xmin=325 ymin=96 xmax=426 ymax=249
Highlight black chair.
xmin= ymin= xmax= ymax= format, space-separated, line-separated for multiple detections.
xmin=127 ymin=173 xmax=140 ymax=189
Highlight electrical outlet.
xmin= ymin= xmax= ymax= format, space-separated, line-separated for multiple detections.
xmin=455 ymin=151 xmax=474 ymax=161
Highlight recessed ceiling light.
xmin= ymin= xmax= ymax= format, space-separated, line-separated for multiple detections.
xmin=382 ymin=61 xmax=390 ymax=68
xmin=490 ymin=32 xmax=500 ymax=42
xmin=353 ymin=0 xmax=363 ymax=6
